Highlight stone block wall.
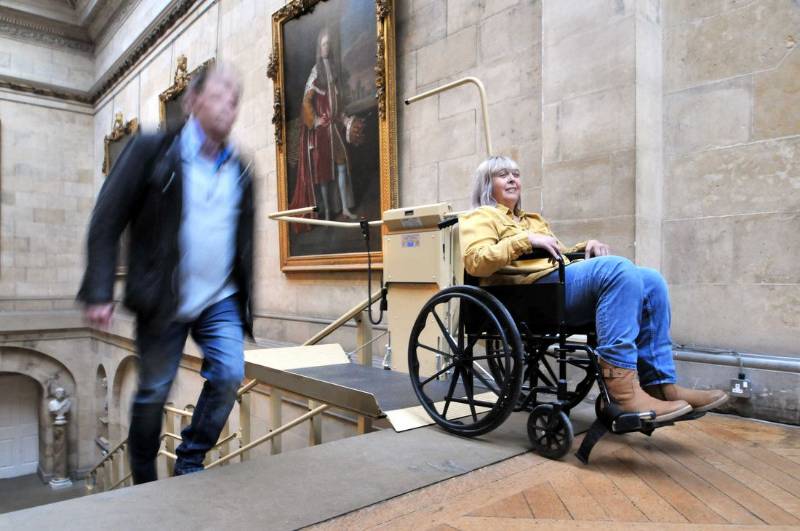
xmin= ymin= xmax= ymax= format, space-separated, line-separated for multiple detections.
xmin=0 ymin=96 xmax=94 ymax=300
xmin=541 ymin=0 xmax=638 ymax=258
xmin=662 ymin=0 xmax=800 ymax=355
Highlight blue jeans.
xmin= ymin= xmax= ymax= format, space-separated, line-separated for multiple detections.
xmin=128 ymin=294 xmax=244 ymax=483
xmin=538 ymin=256 xmax=677 ymax=386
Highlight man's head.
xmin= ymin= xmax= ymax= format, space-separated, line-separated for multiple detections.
xmin=184 ymin=63 xmax=242 ymax=143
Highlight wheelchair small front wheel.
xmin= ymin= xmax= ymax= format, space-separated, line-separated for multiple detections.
xmin=527 ymin=404 xmax=573 ymax=459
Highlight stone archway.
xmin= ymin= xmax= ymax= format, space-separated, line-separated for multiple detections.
xmin=110 ymin=355 xmax=138 ymax=443
xmin=0 ymin=373 xmax=40 ymax=478
xmin=0 ymin=347 xmax=77 ymax=482
xmin=95 ymin=364 xmax=109 ymax=458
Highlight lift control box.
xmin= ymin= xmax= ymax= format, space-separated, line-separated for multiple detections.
xmin=383 ymin=202 xmax=455 ymax=288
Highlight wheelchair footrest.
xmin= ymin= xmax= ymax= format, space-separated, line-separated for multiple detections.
xmin=611 ymin=411 xmax=655 ymax=433
xmin=575 ymin=419 xmax=607 ymax=465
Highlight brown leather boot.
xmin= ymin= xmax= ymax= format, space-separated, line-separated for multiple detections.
xmin=599 ymin=359 xmax=692 ymax=422
xmin=644 ymin=383 xmax=728 ymax=413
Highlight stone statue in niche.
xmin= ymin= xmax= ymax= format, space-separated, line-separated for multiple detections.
xmin=48 ymin=387 xmax=73 ymax=489
xmin=48 ymin=387 xmax=71 ymax=425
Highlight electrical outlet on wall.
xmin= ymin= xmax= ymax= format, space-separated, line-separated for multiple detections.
xmin=730 ymin=377 xmax=752 ymax=398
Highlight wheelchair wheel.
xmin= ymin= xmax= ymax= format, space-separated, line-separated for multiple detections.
xmin=527 ymin=404 xmax=573 ymax=459
xmin=408 ymin=286 xmax=524 ymax=437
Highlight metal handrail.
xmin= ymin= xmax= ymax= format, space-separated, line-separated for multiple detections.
xmin=405 ymin=76 xmax=493 ymax=156
xmin=109 ymin=472 xmax=132 ymax=491
xmin=87 ymin=439 xmax=126 ymax=476
xmin=206 ymin=404 xmax=331 ymax=469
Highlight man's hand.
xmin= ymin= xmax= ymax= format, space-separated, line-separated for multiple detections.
xmin=314 ymin=112 xmax=331 ymax=128
xmin=528 ymin=233 xmax=562 ymax=263
xmin=84 ymin=303 xmax=114 ymax=329
xmin=585 ymin=239 xmax=611 ymax=259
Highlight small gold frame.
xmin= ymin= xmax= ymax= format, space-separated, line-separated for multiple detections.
xmin=102 ymin=112 xmax=139 ymax=176
xmin=159 ymin=54 xmax=216 ymax=130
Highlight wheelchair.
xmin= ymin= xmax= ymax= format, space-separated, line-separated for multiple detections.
xmin=406 ymin=236 xmax=705 ymax=463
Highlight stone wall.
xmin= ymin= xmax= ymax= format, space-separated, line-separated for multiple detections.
xmin=662 ymin=0 xmax=800 ymax=355
xmin=0 ymin=95 xmax=94 ymax=300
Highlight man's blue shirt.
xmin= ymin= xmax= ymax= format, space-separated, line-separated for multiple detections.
xmin=176 ymin=117 xmax=242 ymax=320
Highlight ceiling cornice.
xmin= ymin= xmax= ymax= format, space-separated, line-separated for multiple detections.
xmin=0 ymin=5 xmax=92 ymax=51
xmin=0 ymin=0 xmax=202 ymax=107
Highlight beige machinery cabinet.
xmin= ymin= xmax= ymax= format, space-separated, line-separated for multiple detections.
xmin=383 ymin=203 xmax=462 ymax=373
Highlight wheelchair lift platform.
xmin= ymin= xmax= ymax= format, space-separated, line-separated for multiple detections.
xmin=244 ymin=344 xmax=478 ymax=432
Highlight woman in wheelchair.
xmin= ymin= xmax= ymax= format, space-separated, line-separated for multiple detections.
xmin=459 ymin=155 xmax=728 ymax=423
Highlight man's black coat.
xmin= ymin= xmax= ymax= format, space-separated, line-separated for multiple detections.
xmin=77 ymin=132 xmax=254 ymax=337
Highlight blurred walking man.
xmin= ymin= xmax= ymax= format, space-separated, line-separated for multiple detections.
xmin=78 ymin=64 xmax=254 ymax=483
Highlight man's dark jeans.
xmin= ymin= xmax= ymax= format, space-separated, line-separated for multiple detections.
xmin=127 ymin=294 xmax=244 ymax=484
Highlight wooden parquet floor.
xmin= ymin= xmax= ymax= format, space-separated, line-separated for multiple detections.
xmin=313 ymin=413 xmax=800 ymax=530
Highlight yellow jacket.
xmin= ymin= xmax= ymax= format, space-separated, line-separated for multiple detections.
xmin=460 ymin=205 xmax=586 ymax=285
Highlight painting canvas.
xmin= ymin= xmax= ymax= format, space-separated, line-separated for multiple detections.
xmin=271 ymin=0 xmax=397 ymax=270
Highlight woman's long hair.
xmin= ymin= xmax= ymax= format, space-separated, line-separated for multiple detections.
xmin=471 ymin=156 xmax=522 ymax=211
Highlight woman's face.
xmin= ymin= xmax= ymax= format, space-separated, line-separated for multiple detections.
xmin=491 ymin=167 xmax=521 ymax=210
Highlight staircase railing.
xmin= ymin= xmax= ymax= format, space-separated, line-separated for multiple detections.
xmin=86 ymin=300 xmax=381 ymax=493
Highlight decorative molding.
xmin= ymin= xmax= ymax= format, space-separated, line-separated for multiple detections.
xmin=272 ymin=87 xmax=283 ymax=146
xmin=0 ymin=7 xmax=92 ymax=52
xmin=0 ymin=0 xmax=201 ymax=106
xmin=273 ymin=0 xmax=326 ymax=20
xmin=90 ymin=0 xmax=200 ymax=104
xmin=375 ymin=0 xmax=392 ymax=120
xmin=91 ymin=0 xmax=144 ymax=53
xmin=266 ymin=52 xmax=278 ymax=81
xmin=0 ymin=76 xmax=91 ymax=104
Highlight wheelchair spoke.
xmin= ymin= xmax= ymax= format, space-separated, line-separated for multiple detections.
xmin=417 ymin=342 xmax=453 ymax=359
xmin=431 ymin=309 xmax=460 ymax=355
xmin=419 ymin=363 xmax=456 ymax=388
xmin=448 ymin=397 xmax=499 ymax=409
xmin=471 ymin=363 xmax=501 ymax=396
xmin=469 ymin=354 xmax=511 ymax=362
xmin=457 ymin=305 xmax=465 ymax=353
xmin=461 ymin=367 xmax=479 ymax=422
xmin=441 ymin=366 xmax=461 ymax=418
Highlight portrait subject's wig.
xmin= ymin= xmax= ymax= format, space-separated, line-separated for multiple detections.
xmin=315 ymin=27 xmax=340 ymax=85
xmin=471 ymin=155 xmax=522 ymax=211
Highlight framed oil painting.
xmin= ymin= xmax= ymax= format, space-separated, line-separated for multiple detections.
xmin=159 ymin=54 xmax=215 ymax=131
xmin=102 ymin=112 xmax=138 ymax=176
xmin=270 ymin=0 xmax=398 ymax=271
xmin=103 ymin=112 xmax=139 ymax=275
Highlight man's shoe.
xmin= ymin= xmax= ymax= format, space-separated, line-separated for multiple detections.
xmin=644 ymin=383 xmax=729 ymax=413
xmin=599 ymin=359 xmax=692 ymax=422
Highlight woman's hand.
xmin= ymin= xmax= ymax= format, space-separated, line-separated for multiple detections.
xmin=585 ymin=239 xmax=611 ymax=259
xmin=528 ymin=233 xmax=562 ymax=262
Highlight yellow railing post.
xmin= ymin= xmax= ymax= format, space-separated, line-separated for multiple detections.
xmin=269 ymin=389 xmax=283 ymax=455
xmin=121 ymin=442 xmax=131 ymax=487
xmin=163 ymin=402 xmax=176 ymax=468
xmin=355 ymin=310 xmax=373 ymax=367
xmin=239 ymin=392 xmax=252 ymax=462
xmin=103 ymin=460 xmax=112 ymax=491
xmin=308 ymin=400 xmax=323 ymax=447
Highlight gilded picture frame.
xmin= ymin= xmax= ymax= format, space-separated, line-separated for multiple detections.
xmin=159 ymin=54 xmax=216 ymax=131
xmin=271 ymin=0 xmax=398 ymax=271
xmin=102 ymin=112 xmax=139 ymax=176
xmin=102 ymin=112 xmax=139 ymax=276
